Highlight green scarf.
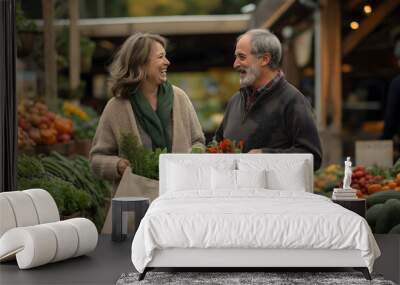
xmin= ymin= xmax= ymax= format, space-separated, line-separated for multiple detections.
xmin=129 ymin=81 xmax=174 ymax=152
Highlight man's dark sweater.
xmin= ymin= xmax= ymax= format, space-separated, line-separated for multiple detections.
xmin=382 ymin=74 xmax=400 ymax=139
xmin=215 ymin=76 xmax=322 ymax=170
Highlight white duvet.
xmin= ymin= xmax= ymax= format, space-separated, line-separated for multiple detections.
xmin=131 ymin=190 xmax=380 ymax=273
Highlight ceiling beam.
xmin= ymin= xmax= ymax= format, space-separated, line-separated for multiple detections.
xmin=260 ymin=0 xmax=296 ymax=29
xmin=343 ymin=0 xmax=400 ymax=56
xmin=36 ymin=15 xmax=250 ymax=37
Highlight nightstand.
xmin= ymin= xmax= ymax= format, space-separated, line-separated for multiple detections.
xmin=112 ymin=197 xmax=150 ymax=242
xmin=332 ymin=199 xmax=366 ymax=218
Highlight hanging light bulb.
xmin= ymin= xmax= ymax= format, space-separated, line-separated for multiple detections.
xmin=350 ymin=21 xmax=359 ymax=30
xmin=363 ymin=5 xmax=372 ymax=14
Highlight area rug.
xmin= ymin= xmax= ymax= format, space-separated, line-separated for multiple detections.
xmin=116 ymin=271 xmax=395 ymax=285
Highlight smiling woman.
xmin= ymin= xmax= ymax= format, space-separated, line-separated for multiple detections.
xmin=89 ymin=33 xmax=206 ymax=233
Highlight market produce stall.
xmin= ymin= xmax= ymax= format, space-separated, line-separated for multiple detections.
xmin=17 ymin=99 xmax=107 ymax=231
xmin=18 ymin=99 xmax=98 ymax=157
xmin=314 ymin=159 xmax=400 ymax=234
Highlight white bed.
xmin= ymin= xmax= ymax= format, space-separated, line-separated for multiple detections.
xmin=131 ymin=154 xmax=380 ymax=280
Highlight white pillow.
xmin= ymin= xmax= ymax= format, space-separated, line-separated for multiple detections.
xmin=267 ymin=166 xmax=306 ymax=191
xmin=211 ymin=169 xmax=268 ymax=190
xmin=238 ymin=159 xmax=307 ymax=191
xmin=211 ymin=168 xmax=236 ymax=190
xmin=166 ymin=159 xmax=236 ymax=192
xmin=237 ymin=169 xmax=267 ymax=189
xmin=167 ymin=162 xmax=211 ymax=191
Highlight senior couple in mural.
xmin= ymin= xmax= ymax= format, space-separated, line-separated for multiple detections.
xmin=89 ymin=29 xmax=322 ymax=232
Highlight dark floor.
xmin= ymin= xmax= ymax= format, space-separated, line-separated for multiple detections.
xmin=0 ymin=235 xmax=134 ymax=285
xmin=1 ymin=234 xmax=398 ymax=285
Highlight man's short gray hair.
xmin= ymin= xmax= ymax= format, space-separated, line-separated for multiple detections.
xmin=239 ymin=29 xmax=282 ymax=70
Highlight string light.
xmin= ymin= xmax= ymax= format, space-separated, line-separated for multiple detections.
xmin=363 ymin=5 xmax=372 ymax=14
xmin=350 ymin=21 xmax=359 ymax=30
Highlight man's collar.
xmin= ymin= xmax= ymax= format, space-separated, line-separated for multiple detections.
xmin=240 ymin=70 xmax=284 ymax=95
xmin=256 ymin=70 xmax=284 ymax=92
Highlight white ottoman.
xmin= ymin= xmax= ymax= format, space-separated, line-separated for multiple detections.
xmin=0 ymin=189 xmax=98 ymax=269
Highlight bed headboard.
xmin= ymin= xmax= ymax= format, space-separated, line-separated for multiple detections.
xmin=159 ymin=153 xmax=314 ymax=195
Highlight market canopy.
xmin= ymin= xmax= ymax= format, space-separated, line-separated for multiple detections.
xmin=36 ymin=14 xmax=251 ymax=37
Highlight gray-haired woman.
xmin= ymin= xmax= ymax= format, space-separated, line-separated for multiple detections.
xmin=90 ymin=33 xmax=205 ymax=231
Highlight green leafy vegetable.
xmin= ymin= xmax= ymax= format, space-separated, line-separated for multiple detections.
xmin=119 ymin=132 xmax=166 ymax=180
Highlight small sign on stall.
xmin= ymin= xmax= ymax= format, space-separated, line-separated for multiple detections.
xmin=355 ymin=140 xmax=393 ymax=168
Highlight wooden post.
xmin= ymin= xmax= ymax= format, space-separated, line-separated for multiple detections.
xmin=314 ymin=8 xmax=322 ymax=128
xmin=315 ymin=0 xmax=343 ymax=166
xmin=318 ymin=0 xmax=342 ymax=130
xmin=328 ymin=0 xmax=342 ymax=130
xmin=69 ymin=0 xmax=80 ymax=97
xmin=42 ymin=0 xmax=57 ymax=111
xmin=282 ymin=41 xmax=300 ymax=88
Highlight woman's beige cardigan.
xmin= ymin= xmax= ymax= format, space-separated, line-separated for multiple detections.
xmin=89 ymin=85 xmax=205 ymax=188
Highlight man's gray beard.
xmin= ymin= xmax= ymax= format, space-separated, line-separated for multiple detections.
xmin=239 ymin=65 xmax=260 ymax=87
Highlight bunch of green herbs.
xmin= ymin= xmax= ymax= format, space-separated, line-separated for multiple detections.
xmin=119 ymin=132 xmax=166 ymax=180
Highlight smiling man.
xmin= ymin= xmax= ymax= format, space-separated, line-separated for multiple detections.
xmin=215 ymin=29 xmax=322 ymax=170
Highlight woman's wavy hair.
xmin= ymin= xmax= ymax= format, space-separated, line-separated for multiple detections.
xmin=109 ymin=33 xmax=167 ymax=97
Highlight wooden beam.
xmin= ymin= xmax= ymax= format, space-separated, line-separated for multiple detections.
xmin=329 ymin=0 xmax=342 ymax=130
xmin=35 ymin=15 xmax=250 ymax=37
xmin=282 ymin=41 xmax=300 ymax=88
xmin=319 ymin=0 xmax=342 ymax=130
xmin=69 ymin=0 xmax=80 ymax=94
xmin=42 ymin=0 xmax=57 ymax=111
xmin=343 ymin=0 xmax=400 ymax=56
xmin=260 ymin=0 xmax=296 ymax=29
xmin=319 ymin=2 xmax=328 ymax=129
